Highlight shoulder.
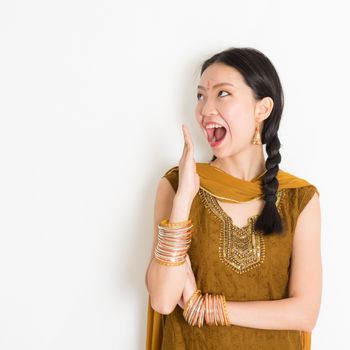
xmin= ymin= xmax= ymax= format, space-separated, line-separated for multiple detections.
xmin=163 ymin=164 xmax=179 ymax=177
xmin=161 ymin=164 xmax=180 ymax=193
xmin=279 ymin=168 xmax=320 ymax=219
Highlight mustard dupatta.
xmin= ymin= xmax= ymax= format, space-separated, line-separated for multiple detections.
xmin=146 ymin=162 xmax=319 ymax=350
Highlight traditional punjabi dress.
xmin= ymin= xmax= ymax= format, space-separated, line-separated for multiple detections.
xmin=146 ymin=162 xmax=319 ymax=350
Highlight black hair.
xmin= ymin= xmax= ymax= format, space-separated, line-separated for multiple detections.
xmin=200 ymin=47 xmax=284 ymax=235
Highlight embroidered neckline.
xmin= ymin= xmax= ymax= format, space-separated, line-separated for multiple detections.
xmin=198 ymin=188 xmax=286 ymax=274
xmin=214 ymin=189 xmax=285 ymax=230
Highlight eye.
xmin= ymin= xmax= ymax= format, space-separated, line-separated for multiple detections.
xmin=218 ymin=90 xmax=229 ymax=97
xmin=197 ymin=90 xmax=230 ymax=100
xmin=197 ymin=93 xmax=203 ymax=101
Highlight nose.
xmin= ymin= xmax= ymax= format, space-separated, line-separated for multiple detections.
xmin=201 ymin=98 xmax=218 ymax=118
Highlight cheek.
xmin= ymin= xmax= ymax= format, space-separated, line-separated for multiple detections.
xmin=195 ymin=106 xmax=202 ymax=124
xmin=222 ymin=99 xmax=249 ymax=117
xmin=222 ymin=103 xmax=242 ymax=127
xmin=223 ymin=104 xmax=255 ymax=141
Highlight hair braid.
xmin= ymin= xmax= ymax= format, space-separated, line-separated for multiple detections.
xmin=254 ymin=133 xmax=283 ymax=234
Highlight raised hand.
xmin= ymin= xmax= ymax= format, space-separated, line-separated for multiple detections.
xmin=176 ymin=124 xmax=200 ymax=204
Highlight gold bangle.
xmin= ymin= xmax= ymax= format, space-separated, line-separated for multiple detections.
xmin=217 ymin=295 xmax=223 ymax=325
xmin=155 ymin=220 xmax=192 ymax=265
xmin=209 ymin=293 xmax=213 ymax=325
xmin=183 ymin=289 xmax=201 ymax=319
xmin=193 ymin=294 xmax=204 ymax=327
xmin=204 ymin=292 xmax=209 ymax=325
xmin=188 ymin=295 xmax=199 ymax=326
xmin=159 ymin=226 xmax=192 ymax=232
xmin=221 ymin=294 xmax=230 ymax=326
xmin=217 ymin=295 xmax=224 ymax=326
xmin=183 ymin=290 xmax=230 ymax=327
xmin=154 ymin=257 xmax=186 ymax=266
xmin=159 ymin=218 xmax=192 ymax=228
xmin=213 ymin=293 xmax=218 ymax=326
xmin=198 ymin=293 xmax=206 ymax=328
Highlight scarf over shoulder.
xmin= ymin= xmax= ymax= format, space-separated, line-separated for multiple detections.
xmin=146 ymin=162 xmax=319 ymax=350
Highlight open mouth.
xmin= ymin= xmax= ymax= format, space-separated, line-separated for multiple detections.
xmin=205 ymin=126 xmax=227 ymax=147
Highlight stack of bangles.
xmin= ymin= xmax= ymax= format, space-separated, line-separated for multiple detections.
xmin=154 ymin=218 xmax=230 ymax=327
xmin=183 ymin=289 xmax=230 ymax=327
xmin=154 ymin=218 xmax=193 ymax=266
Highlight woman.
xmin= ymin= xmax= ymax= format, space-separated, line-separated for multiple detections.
xmin=145 ymin=47 xmax=322 ymax=350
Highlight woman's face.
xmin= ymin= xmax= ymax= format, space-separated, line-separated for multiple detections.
xmin=195 ymin=62 xmax=271 ymax=158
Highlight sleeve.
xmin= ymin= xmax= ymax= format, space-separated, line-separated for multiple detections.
xmin=161 ymin=165 xmax=179 ymax=193
xmin=297 ymin=185 xmax=320 ymax=216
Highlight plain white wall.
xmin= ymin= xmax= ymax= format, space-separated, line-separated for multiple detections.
xmin=0 ymin=0 xmax=348 ymax=349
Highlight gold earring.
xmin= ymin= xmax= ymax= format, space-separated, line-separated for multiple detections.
xmin=251 ymin=123 xmax=262 ymax=145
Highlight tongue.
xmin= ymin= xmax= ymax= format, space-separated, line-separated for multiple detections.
xmin=213 ymin=127 xmax=226 ymax=142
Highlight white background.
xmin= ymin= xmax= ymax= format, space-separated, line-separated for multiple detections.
xmin=0 ymin=0 xmax=348 ymax=349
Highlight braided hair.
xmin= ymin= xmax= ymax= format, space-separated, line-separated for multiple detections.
xmin=200 ymin=47 xmax=284 ymax=235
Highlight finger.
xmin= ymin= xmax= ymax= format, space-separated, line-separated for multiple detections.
xmin=181 ymin=125 xmax=188 ymax=158
xmin=183 ymin=124 xmax=193 ymax=143
xmin=183 ymin=125 xmax=193 ymax=154
xmin=181 ymin=139 xmax=187 ymax=159
xmin=183 ymin=124 xmax=190 ymax=144
xmin=182 ymin=124 xmax=190 ymax=146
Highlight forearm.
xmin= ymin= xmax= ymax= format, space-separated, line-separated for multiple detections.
xmin=147 ymin=195 xmax=192 ymax=315
xmin=226 ymin=297 xmax=314 ymax=332
xmin=147 ymin=259 xmax=187 ymax=314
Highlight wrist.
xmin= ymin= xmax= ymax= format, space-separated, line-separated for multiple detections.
xmin=182 ymin=290 xmax=230 ymax=327
xmin=183 ymin=288 xmax=194 ymax=306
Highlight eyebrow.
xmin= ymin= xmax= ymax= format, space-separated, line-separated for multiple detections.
xmin=197 ymin=82 xmax=237 ymax=90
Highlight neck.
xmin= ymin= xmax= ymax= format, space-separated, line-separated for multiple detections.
xmin=209 ymin=146 xmax=267 ymax=181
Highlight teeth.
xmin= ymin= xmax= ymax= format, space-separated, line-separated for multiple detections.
xmin=206 ymin=124 xmax=223 ymax=129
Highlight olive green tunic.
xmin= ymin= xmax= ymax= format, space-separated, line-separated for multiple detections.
xmin=160 ymin=165 xmax=318 ymax=350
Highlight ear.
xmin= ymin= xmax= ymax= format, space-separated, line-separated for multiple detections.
xmin=255 ymin=96 xmax=274 ymax=123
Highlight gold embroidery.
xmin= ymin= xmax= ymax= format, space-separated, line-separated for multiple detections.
xmin=199 ymin=188 xmax=285 ymax=274
xmin=198 ymin=185 xmax=264 ymax=203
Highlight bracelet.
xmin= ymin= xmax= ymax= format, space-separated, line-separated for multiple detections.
xmin=154 ymin=217 xmax=193 ymax=266
xmin=159 ymin=218 xmax=192 ymax=228
xmin=183 ymin=289 xmax=201 ymax=319
xmin=221 ymin=294 xmax=230 ymax=326
xmin=183 ymin=289 xmax=230 ymax=327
